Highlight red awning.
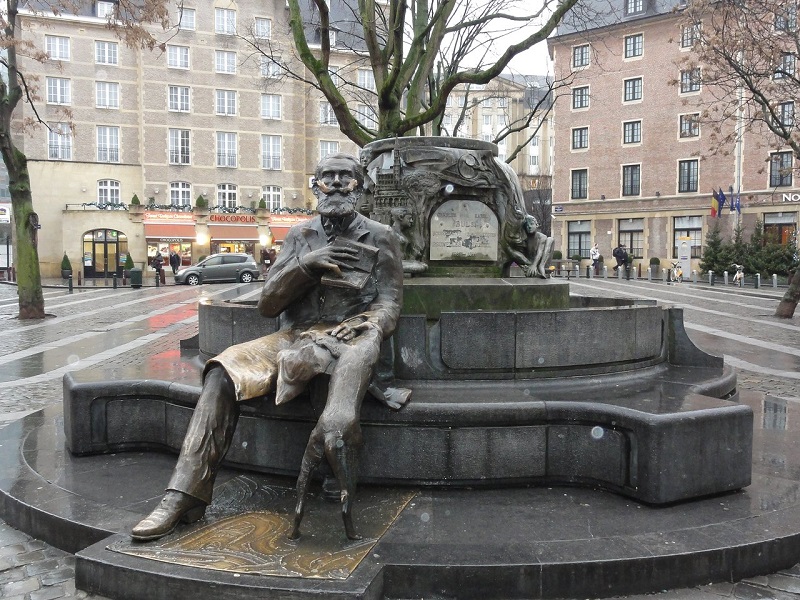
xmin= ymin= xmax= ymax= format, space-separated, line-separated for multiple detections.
xmin=209 ymin=224 xmax=259 ymax=241
xmin=144 ymin=223 xmax=196 ymax=240
xmin=269 ymin=226 xmax=292 ymax=243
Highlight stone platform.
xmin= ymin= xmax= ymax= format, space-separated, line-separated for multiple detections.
xmin=0 ymin=390 xmax=797 ymax=600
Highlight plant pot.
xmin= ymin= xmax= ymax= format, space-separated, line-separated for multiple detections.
xmin=61 ymin=269 xmax=73 ymax=279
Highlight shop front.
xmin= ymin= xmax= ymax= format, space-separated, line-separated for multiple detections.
xmin=267 ymin=214 xmax=314 ymax=247
xmin=208 ymin=214 xmax=259 ymax=257
xmin=143 ymin=212 xmax=196 ymax=268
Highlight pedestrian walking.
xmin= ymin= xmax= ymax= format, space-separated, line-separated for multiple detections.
xmin=590 ymin=243 xmax=601 ymax=274
xmin=169 ymin=251 xmax=180 ymax=275
xmin=612 ymin=243 xmax=627 ymax=274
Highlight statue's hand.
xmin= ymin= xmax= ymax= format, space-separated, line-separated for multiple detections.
xmin=301 ymin=245 xmax=358 ymax=277
xmin=328 ymin=319 xmax=379 ymax=342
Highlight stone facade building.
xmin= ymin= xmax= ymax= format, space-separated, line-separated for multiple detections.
xmin=12 ymin=0 xmax=547 ymax=279
xmin=548 ymin=0 xmax=799 ymax=272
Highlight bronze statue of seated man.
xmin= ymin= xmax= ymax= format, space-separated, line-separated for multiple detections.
xmin=131 ymin=153 xmax=404 ymax=542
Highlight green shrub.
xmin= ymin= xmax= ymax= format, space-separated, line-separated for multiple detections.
xmin=195 ymin=195 xmax=208 ymax=209
xmin=125 ymin=254 xmax=134 ymax=270
xmin=130 ymin=194 xmax=141 ymax=205
xmin=258 ymin=198 xmax=267 ymax=209
xmin=649 ymin=257 xmax=660 ymax=265
xmin=571 ymin=254 xmax=582 ymax=261
xmin=60 ymin=253 xmax=72 ymax=271
xmin=552 ymin=250 xmax=562 ymax=260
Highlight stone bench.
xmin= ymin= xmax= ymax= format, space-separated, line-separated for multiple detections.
xmin=64 ymin=278 xmax=751 ymax=506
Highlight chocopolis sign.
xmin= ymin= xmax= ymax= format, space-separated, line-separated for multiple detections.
xmin=210 ymin=214 xmax=257 ymax=223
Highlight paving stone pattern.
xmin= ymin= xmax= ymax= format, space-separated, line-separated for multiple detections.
xmin=1 ymin=279 xmax=799 ymax=599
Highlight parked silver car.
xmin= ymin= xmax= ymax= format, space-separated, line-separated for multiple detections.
xmin=174 ymin=253 xmax=260 ymax=285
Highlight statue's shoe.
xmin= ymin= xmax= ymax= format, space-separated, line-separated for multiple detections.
xmin=130 ymin=491 xmax=206 ymax=542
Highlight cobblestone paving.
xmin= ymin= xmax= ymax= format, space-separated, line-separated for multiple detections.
xmin=0 ymin=278 xmax=799 ymax=600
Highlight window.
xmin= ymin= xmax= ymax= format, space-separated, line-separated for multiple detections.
xmin=358 ymin=69 xmax=376 ymax=92
xmin=764 ymin=212 xmax=797 ymax=244
xmin=46 ymin=77 xmax=71 ymax=105
xmin=623 ymin=77 xmax=642 ymax=101
xmin=95 ymin=81 xmax=120 ymax=109
xmin=97 ymin=126 xmax=120 ymax=162
xmin=779 ymin=101 xmax=795 ymax=127
xmin=681 ymin=23 xmax=700 ymax=48
xmin=568 ymin=221 xmax=591 ymax=258
xmin=529 ymin=154 xmax=539 ymax=167
xmin=532 ymin=136 xmax=539 ymax=147
xmin=261 ymin=135 xmax=281 ymax=170
xmin=775 ymin=5 xmax=798 ymax=32
xmin=483 ymin=114 xmax=492 ymax=129
xmin=260 ymin=57 xmax=281 ymax=78
xmin=622 ymin=164 xmax=641 ymax=196
xmin=261 ymin=94 xmax=282 ymax=119
xmin=328 ymin=66 xmax=343 ymax=87
xmin=255 ymin=17 xmax=271 ymax=38
xmin=217 ymin=184 xmax=238 ymax=209
xmin=673 ymin=216 xmax=702 ymax=258
xmin=216 ymin=90 xmax=236 ymax=116
xmin=481 ymin=97 xmax=493 ymax=108
xmin=775 ymin=53 xmax=796 ymax=80
xmin=320 ymin=141 xmax=339 ymax=160
xmin=619 ymin=218 xmax=644 ymax=258
xmin=572 ymin=86 xmax=589 ymax=109
xmin=262 ymin=186 xmax=282 ymax=211
xmin=498 ymin=97 xmax=509 ymax=108
xmin=678 ymin=159 xmax=698 ymax=192
xmin=572 ymin=127 xmax=589 ymax=150
xmin=680 ymin=68 xmax=701 ymax=93
xmin=167 ymin=45 xmax=189 ymax=69
xmin=168 ymin=85 xmax=190 ymax=112
xmin=498 ymin=114 xmax=508 ymax=129
xmin=319 ymin=101 xmax=338 ymax=126
xmin=623 ymin=120 xmax=641 ymax=144
xmin=679 ymin=113 xmax=700 ymax=138
xmin=456 ymin=95 xmax=466 ymax=107
xmin=356 ymin=104 xmax=378 ymax=129
xmin=571 ymin=169 xmax=588 ymax=199
xmin=178 ymin=7 xmax=195 ymax=30
xmin=625 ymin=0 xmax=644 ymax=15
xmin=169 ymin=129 xmax=190 ymax=165
xmin=770 ymin=151 xmax=793 ymax=187
xmin=624 ymin=34 xmax=643 ymax=58
xmin=46 ymin=35 xmax=70 ymax=61
xmin=95 ymin=41 xmax=118 ymax=65
xmin=573 ymin=44 xmax=590 ymax=68
xmin=48 ymin=123 xmax=72 ymax=160
xmin=96 ymin=1 xmax=115 ymax=18
xmin=170 ymin=182 xmax=192 ymax=207
xmin=97 ymin=179 xmax=120 ymax=205
xmin=216 ymin=132 xmax=237 ymax=168
xmin=215 ymin=8 xmax=236 ymax=34
xmin=215 ymin=51 xmax=236 ymax=74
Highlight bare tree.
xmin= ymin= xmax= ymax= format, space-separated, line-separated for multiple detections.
xmin=2 ymin=0 xmax=170 ymax=318
xmin=679 ymin=0 xmax=800 ymax=317
xmin=248 ymin=0 xmax=581 ymax=146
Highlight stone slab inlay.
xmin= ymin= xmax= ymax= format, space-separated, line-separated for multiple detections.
xmin=429 ymin=200 xmax=498 ymax=261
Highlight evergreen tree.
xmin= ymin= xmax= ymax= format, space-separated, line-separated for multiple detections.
xmin=699 ymin=223 xmax=724 ymax=275
xmin=745 ymin=219 xmax=766 ymax=276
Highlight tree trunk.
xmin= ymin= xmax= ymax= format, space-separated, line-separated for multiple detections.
xmin=774 ymin=270 xmax=799 ymax=318
xmin=8 ymin=150 xmax=45 ymax=319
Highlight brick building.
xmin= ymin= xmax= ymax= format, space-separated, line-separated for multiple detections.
xmin=548 ymin=0 xmax=799 ymax=272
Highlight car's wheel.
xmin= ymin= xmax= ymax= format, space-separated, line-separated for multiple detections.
xmin=240 ymin=271 xmax=254 ymax=283
xmin=187 ymin=274 xmax=200 ymax=286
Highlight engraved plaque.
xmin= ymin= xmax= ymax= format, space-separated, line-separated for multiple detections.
xmin=429 ymin=200 xmax=498 ymax=261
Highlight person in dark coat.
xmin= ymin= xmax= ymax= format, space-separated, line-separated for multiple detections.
xmin=151 ymin=253 xmax=164 ymax=273
xmin=131 ymin=153 xmax=404 ymax=542
xmin=169 ymin=250 xmax=181 ymax=274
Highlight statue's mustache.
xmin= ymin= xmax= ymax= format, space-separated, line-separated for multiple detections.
xmin=316 ymin=179 xmax=358 ymax=195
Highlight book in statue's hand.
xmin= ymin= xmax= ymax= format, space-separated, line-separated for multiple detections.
xmin=320 ymin=239 xmax=379 ymax=289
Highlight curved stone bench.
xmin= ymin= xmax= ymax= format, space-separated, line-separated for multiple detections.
xmin=64 ymin=278 xmax=751 ymax=506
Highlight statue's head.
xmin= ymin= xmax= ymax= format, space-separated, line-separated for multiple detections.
xmin=313 ymin=154 xmax=365 ymax=218
xmin=390 ymin=206 xmax=414 ymax=229
xmin=523 ymin=214 xmax=539 ymax=234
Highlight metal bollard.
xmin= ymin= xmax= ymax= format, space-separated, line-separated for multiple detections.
xmin=647 ymin=266 xmax=653 ymax=282
xmin=773 ymin=274 xmax=778 ymax=288
xmin=155 ymin=271 xmax=160 ymax=287
xmin=709 ymin=270 xmax=715 ymax=286
xmin=692 ymin=270 xmax=698 ymax=283
xmin=575 ymin=264 xmax=580 ymax=279
xmin=755 ymin=273 xmax=760 ymax=289
xmin=68 ymin=274 xmax=73 ymax=293
xmin=662 ymin=269 xmax=668 ymax=283
xmin=724 ymin=271 xmax=729 ymax=285
xmin=602 ymin=265 xmax=608 ymax=279
xmin=113 ymin=273 xmax=117 ymax=289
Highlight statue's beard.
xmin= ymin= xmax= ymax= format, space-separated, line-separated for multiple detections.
xmin=317 ymin=191 xmax=357 ymax=218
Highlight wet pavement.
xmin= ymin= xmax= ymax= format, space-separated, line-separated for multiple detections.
xmin=0 ymin=276 xmax=799 ymax=599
